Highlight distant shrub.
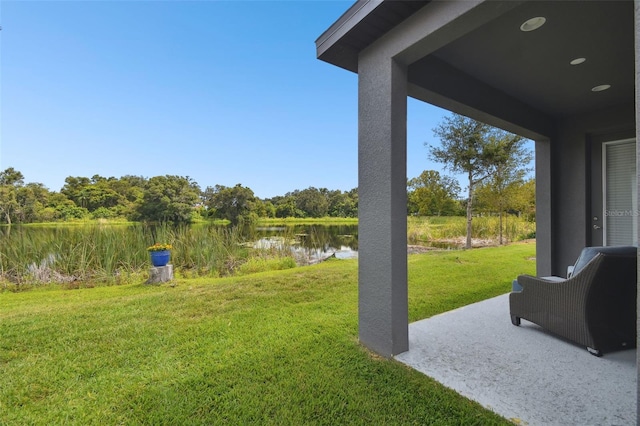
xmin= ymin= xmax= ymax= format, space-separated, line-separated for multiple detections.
xmin=91 ymin=207 xmax=114 ymax=219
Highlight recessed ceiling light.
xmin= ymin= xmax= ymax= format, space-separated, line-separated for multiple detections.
xmin=520 ymin=17 xmax=546 ymax=32
xmin=570 ymin=58 xmax=586 ymax=65
xmin=591 ymin=84 xmax=611 ymax=92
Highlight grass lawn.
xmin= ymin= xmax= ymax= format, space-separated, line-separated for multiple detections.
xmin=0 ymin=242 xmax=535 ymax=425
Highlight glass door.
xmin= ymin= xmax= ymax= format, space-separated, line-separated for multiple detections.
xmin=603 ymin=138 xmax=637 ymax=246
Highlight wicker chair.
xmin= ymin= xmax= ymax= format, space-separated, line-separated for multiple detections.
xmin=510 ymin=248 xmax=637 ymax=356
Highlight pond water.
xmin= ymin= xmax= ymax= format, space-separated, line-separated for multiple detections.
xmin=248 ymin=224 xmax=359 ymax=263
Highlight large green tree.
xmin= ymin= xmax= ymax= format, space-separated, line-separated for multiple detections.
xmin=295 ymin=187 xmax=330 ymax=218
xmin=327 ymin=188 xmax=358 ymax=218
xmin=204 ymin=184 xmax=257 ymax=225
xmin=46 ymin=192 xmax=87 ymax=221
xmin=0 ymin=168 xmax=25 ymax=224
xmin=407 ymin=170 xmax=461 ymax=216
xmin=0 ymin=167 xmax=24 ymax=186
xmin=106 ymin=175 xmax=147 ymax=219
xmin=474 ymin=138 xmax=533 ymax=244
xmin=16 ymin=183 xmax=50 ymax=223
xmin=138 ymin=175 xmax=201 ymax=224
xmin=61 ymin=176 xmax=92 ymax=208
xmin=61 ymin=175 xmax=145 ymax=219
xmin=270 ymin=195 xmax=302 ymax=218
xmin=428 ymin=114 xmax=529 ymax=248
xmin=512 ymin=178 xmax=536 ymax=221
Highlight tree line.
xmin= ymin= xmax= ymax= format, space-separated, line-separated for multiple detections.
xmin=0 ymin=168 xmax=359 ymax=225
xmin=407 ymin=171 xmax=534 ymax=220
xmin=0 ymin=164 xmax=533 ymax=227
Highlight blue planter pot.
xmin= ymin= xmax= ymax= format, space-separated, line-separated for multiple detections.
xmin=150 ymin=250 xmax=170 ymax=267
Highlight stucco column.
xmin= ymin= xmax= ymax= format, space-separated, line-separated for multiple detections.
xmin=357 ymin=52 xmax=408 ymax=357
xmin=635 ymin=1 xmax=640 ymax=423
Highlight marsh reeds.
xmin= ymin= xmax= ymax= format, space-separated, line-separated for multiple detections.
xmin=2 ymin=217 xmax=534 ymax=289
xmin=0 ymin=223 xmax=297 ymax=290
xmin=407 ymin=215 xmax=535 ymax=246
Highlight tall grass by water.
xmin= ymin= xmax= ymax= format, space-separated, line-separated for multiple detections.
xmin=407 ymin=215 xmax=535 ymax=246
xmin=2 ymin=216 xmax=534 ymax=290
xmin=0 ymin=243 xmax=535 ymax=425
xmin=0 ymin=224 xmax=296 ymax=290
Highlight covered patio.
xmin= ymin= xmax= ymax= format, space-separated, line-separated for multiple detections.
xmin=396 ymin=294 xmax=636 ymax=424
xmin=316 ymin=0 xmax=639 ymax=423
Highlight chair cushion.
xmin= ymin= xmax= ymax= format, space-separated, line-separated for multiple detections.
xmin=571 ymin=246 xmax=637 ymax=276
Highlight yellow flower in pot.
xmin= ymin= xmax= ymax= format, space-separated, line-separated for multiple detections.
xmin=147 ymin=243 xmax=172 ymax=266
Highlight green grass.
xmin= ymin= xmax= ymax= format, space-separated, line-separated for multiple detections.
xmin=408 ymin=241 xmax=535 ymax=321
xmin=0 ymin=243 xmax=535 ymax=425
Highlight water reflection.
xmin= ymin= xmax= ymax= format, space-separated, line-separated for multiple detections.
xmin=247 ymin=224 xmax=359 ymax=264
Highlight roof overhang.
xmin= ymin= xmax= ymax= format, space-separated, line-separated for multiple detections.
xmin=315 ymin=0 xmax=430 ymax=73
xmin=316 ymin=0 xmax=635 ymax=138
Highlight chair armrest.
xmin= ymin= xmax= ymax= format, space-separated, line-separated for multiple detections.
xmin=567 ymin=265 xmax=575 ymax=278
xmin=517 ymin=274 xmax=567 ymax=285
xmin=512 ymin=275 xmax=564 ymax=292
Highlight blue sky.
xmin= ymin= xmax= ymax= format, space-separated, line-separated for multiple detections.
xmin=2 ymin=0 xmax=467 ymax=199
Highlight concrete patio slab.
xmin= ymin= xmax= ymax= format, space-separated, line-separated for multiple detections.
xmin=394 ymin=294 xmax=636 ymax=425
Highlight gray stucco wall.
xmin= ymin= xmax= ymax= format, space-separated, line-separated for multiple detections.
xmin=550 ymin=105 xmax=636 ymax=275
xmin=551 ymin=119 xmax=589 ymax=273
xmin=635 ymin=1 xmax=640 ymax=422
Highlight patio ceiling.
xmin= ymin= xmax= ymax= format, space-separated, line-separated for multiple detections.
xmin=317 ymin=0 xmax=634 ymax=137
